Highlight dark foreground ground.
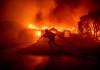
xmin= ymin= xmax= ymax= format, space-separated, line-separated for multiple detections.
xmin=0 ymin=38 xmax=100 ymax=70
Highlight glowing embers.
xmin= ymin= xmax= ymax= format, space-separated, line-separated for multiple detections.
xmin=51 ymin=31 xmax=57 ymax=33
xmin=28 ymin=24 xmax=36 ymax=29
xmin=36 ymin=31 xmax=41 ymax=37
xmin=32 ymin=30 xmax=42 ymax=43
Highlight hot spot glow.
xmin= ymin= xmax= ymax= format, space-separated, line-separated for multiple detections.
xmin=36 ymin=31 xmax=41 ymax=37
xmin=51 ymin=31 xmax=56 ymax=33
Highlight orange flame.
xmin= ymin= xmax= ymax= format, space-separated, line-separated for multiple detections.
xmin=27 ymin=23 xmax=78 ymax=33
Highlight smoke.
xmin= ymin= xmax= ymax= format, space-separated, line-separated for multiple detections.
xmin=1 ymin=0 xmax=100 ymax=28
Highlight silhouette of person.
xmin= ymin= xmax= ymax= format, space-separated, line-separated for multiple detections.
xmin=39 ymin=29 xmax=62 ymax=51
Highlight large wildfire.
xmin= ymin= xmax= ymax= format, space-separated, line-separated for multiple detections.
xmin=27 ymin=23 xmax=77 ymax=37
xmin=27 ymin=23 xmax=77 ymax=32
xmin=26 ymin=23 xmax=78 ymax=43
xmin=1 ymin=0 xmax=100 ymax=43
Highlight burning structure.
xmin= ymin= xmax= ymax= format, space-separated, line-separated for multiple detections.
xmin=27 ymin=23 xmax=77 ymax=42
xmin=1 ymin=0 xmax=100 ymax=47
xmin=1 ymin=0 xmax=100 ymax=70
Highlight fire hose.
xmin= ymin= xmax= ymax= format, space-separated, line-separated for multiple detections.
xmin=37 ymin=34 xmax=95 ymax=59
xmin=56 ymin=34 xmax=80 ymax=48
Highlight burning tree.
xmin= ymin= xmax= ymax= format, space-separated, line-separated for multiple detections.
xmin=78 ymin=9 xmax=100 ymax=41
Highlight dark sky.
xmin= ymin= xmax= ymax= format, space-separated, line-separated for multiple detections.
xmin=1 ymin=0 xmax=100 ymax=28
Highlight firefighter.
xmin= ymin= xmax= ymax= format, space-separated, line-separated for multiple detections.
xmin=39 ymin=29 xmax=62 ymax=51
